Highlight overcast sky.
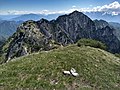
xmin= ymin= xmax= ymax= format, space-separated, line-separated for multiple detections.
xmin=0 ymin=0 xmax=120 ymax=15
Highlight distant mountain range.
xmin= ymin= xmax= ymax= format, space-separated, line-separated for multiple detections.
xmin=0 ymin=12 xmax=120 ymax=23
xmin=11 ymin=14 xmax=40 ymax=21
xmin=0 ymin=13 xmax=61 ymax=21
xmin=0 ymin=21 xmax=22 ymax=37
xmin=85 ymin=12 xmax=120 ymax=23
xmin=0 ymin=20 xmax=23 ymax=46
xmin=0 ymin=36 xmax=6 ymax=47
xmin=109 ymin=22 xmax=120 ymax=29
xmin=0 ymin=15 xmax=20 ymax=20
xmin=11 ymin=13 xmax=61 ymax=21
xmin=0 ymin=20 xmax=22 ymax=37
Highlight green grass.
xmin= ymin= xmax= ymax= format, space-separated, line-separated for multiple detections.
xmin=77 ymin=38 xmax=107 ymax=50
xmin=0 ymin=45 xmax=120 ymax=89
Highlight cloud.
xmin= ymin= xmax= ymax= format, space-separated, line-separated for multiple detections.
xmin=0 ymin=1 xmax=120 ymax=16
xmin=91 ymin=1 xmax=120 ymax=15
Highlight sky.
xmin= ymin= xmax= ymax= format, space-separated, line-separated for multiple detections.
xmin=0 ymin=0 xmax=120 ymax=15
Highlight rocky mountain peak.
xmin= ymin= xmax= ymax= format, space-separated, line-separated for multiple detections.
xmin=56 ymin=11 xmax=85 ymax=22
xmin=55 ymin=11 xmax=96 ymax=42
xmin=69 ymin=10 xmax=84 ymax=15
xmin=38 ymin=18 xmax=49 ymax=24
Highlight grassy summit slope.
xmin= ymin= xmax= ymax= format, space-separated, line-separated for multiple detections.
xmin=0 ymin=45 xmax=120 ymax=89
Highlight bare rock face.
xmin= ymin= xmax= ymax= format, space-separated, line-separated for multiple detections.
xmin=2 ymin=11 xmax=120 ymax=61
xmin=95 ymin=26 xmax=120 ymax=53
xmin=37 ymin=18 xmax=74 ymax=45
xmin=55 ymin=11 xmax=96 ymax=41
xmin=94 ymin=19 xmax=110 ymax=30
xmin=93 ymin=19 xmax=120 ymax=53
xmin=5 ymin=20 xmax=59 ymax=61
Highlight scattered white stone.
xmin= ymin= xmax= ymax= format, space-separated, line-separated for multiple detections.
xmin=49 ymin=44 xmax=52 ymax=47
xmin=71 ymin=72 xmax=79 ymax=77
xmin=70 ymin=68 xmax=76 ymax=73
xmin=63 ymin=68 xmax=79 ymax=77
xmin=63 ymin=71 xmax=71 ymax=75
xmin=95 ymin=64 xmax=98 ymax=67
xmin=50 ymin=79 xmax=58 ymax=85
xmin=70 ymin=68 xmax=79 ymax=77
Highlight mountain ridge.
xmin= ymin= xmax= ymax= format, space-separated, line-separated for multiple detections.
xmin=1 ymin=11 xmax=120 ymax=61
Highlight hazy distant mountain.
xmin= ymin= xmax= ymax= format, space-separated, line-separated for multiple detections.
xmin=0 ymin=14 xmax=61 ymax=21
xmin=1 ymin=12 xmax=120 ymax=23
xmin=0 ymin=36 xmax=6 ymax=47
xmin=0 ymin=15 xmax=20 ymax=20
xmin=85 ymin=12 xmax=120 ymax=23
xmin=0 ymin=20 xmax=23 ymax=46
xmin=109 ymin=22 xmax=120 ymax=29
xmin=11 ymin=13 xmax=60 ymax=21
xmin=0 ymin=20 xmax=23 ymax=37
xmin=11 ymin=14 xmax=41 ymax=21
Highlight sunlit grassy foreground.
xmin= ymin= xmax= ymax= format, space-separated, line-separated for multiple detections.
xmin=0 ymin=45 xmax=120 ymax=89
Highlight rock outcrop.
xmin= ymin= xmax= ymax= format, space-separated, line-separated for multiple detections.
xmin=94 ymin=19 xmax=110 ymax=29
xmin=93 ymin=19 xmax=120 ymax=53
xmin=5 ymin=20 xmax=59 ymax=61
